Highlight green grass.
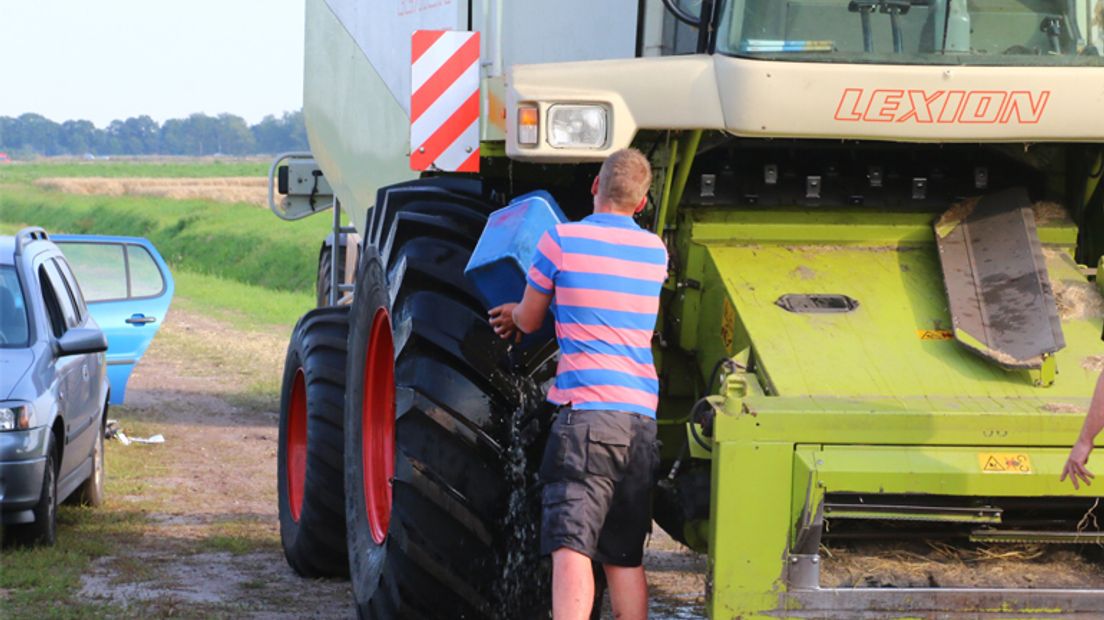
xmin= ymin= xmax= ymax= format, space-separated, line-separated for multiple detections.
xmin=0 ymin=222 xmax=314 ymax=330
xmin=173 ymin=271 xmax=313 ymax=329
xmin=198 ymin=519 xmax=280 ymax=556
xmin=0 ymin=500 xmax=148 ymax=619
xmin=0 ymin=159 xmax=269 ymax=183
xmin=0 ymin=186 xmax=330 ymax=293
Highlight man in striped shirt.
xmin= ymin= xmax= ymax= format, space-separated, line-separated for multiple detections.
xmin=489 ymin=148 xmax=668 ymax=620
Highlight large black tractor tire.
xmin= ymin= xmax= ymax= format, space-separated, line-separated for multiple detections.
xmin=3 ymin=437 xmax=58 ymax=547
xmin=344 ymin=180 xmax=552 ymax=619
xmin=277 ymin=306 xmax=351 ymax=578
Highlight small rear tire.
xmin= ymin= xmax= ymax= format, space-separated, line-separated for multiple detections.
xmin=277 ymin=306 xmax=351 ymax=578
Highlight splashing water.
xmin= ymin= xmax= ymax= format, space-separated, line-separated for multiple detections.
xmin=494 ymin=392 xmax=552 ymax=619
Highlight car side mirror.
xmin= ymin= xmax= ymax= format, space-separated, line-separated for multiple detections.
xmin=56 ymin=328 xmax=108 ymax=357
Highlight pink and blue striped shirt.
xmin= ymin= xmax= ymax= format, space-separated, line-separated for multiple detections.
xmin=526 ymin=213 xmax=668 ymax=418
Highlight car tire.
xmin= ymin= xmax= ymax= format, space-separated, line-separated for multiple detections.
xmin=277 ymin=306 xmax=351 ymax=578
xmin=73 ymin=406 xmax=106 ymax=507
xmin=4 ymin=437 xmax=58 ymax=547
xmin=344 ymin=182 xmax=552 ymax=619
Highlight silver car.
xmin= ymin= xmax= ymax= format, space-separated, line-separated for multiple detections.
xmin=0 ymin=228 xmax=109 ymax=546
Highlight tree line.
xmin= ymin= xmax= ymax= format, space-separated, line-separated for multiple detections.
xmin=0 ymin=111 xmax=308 ymax=157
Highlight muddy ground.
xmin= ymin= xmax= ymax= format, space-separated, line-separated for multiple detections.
xmin=73 ymin=308 xmax=707 ymax=618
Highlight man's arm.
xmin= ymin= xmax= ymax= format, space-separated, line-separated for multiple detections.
xmin=488 ymin=285 xmax=553 ymax=342
xmin=1061 ymin=371 xmax=1104 ymax=489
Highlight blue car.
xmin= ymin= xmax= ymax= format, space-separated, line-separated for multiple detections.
xmin=52 ymin=235 xmax=175 ymax=405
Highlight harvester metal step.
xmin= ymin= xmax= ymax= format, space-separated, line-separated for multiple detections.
xmin=935 ymin=187 xmax=1065 ymax=370
xmin=824 ymin=502 xmax=1002 ymax=524
xmin=970 ymin=529 xmax=1104 ymax=544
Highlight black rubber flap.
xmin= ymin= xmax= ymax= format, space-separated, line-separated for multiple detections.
xmin=934 ymin=187 xmax=1065 ymax=369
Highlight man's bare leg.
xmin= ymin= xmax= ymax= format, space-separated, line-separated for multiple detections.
xmin=553 ymin=548 xmax=595 ymax=620
xmin=603 ymin=564 xmax=648 ymax=619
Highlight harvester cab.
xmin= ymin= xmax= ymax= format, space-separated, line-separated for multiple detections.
xmin=270 ymin=0 xmax=1104 ymax=617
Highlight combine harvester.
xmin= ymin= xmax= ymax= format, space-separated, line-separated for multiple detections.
xmin=268 ymin=0 xmax=1104 ymax=617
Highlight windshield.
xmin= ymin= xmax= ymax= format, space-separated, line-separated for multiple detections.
xmin=716 ymin=0 xmax=1104 ymax=65
xmin=0 ymin=266 xmax=30 ymax=348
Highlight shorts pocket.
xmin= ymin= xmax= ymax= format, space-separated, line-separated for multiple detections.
xmin=541 ymin=481 xmax=591 ymax=548
xmin=586 ymin=427 xmax=630 ymax=480
xmin=540 ymin=421 xmax=590 ymax=481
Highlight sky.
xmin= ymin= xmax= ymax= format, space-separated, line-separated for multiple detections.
xmin=0 ymin=0 xmax=305 ymax=128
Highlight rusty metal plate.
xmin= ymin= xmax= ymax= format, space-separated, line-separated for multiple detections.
xmin=935 ymin=187 xmax=1065 ymax=369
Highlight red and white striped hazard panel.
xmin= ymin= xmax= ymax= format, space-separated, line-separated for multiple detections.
xmin=410 ymin=30 xmax=480 ymax=173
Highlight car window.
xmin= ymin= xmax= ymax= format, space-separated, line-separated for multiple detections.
xmin=0 ymin=266 xmax=30 ymax=348
xmin=38 ymin=265 xmax=67 ymax=338
xmin=53 ymin=257 xmax=88 ymax=322
xmin=127 ymin=245 xmax=165 ymax=298
xmin=42 ymin=261 xmax=79 ymax=329
xmin=57 ymin=242 xmax=128 ymax=301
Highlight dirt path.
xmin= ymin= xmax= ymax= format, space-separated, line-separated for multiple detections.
xmin=76 ymin=308 xmax=707 ymax=618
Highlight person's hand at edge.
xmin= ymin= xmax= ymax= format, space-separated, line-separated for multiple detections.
xmin=1060 ymin=437 xmax=1094 ymax=490
xmin=488 ymin=303 xmax=523 ymax=343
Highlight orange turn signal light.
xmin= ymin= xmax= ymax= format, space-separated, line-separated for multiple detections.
xmin=517 ymin=106 xmax=538 ymax=146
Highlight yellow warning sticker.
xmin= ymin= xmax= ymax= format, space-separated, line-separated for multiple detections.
xmin=978 ymin=453 xmax=1033 ymax=474
xmin=917 ymin=329 xmax=954 ymax=340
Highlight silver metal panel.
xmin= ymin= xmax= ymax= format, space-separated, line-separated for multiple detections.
xmin=782 ymin=587 xmax=1104 ymax=617
xmin=500 ymin=0 xmax=638 ymax=68
xmin=323 ymin=0 xmax=466 ymax=114
xmin=936 ymin=187 xmax=1066 ymax=369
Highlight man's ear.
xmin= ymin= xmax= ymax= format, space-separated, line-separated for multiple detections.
xmin=633 ymin=195 xmax=647 ymax=214
xmin=591 ymin=176 xmax=600 ymax=196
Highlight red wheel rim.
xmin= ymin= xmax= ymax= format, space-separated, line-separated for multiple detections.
xmin=287 ymin=368 xmax=308 ymax=523
xmin=362 ymin=308 xmax=396 ymax=544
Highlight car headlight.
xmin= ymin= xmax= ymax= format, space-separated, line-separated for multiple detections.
xmin=547 ymin=104 xmax=608 ymax=149
xmin=0 ymin=404 xmax=31 ymax=431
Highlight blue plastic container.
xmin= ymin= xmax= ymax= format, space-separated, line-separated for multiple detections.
xmin=465 ymin=191 xmax=567 ymax=343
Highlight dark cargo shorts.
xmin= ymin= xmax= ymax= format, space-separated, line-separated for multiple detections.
xmin=539 ymin=408 xmax=659 ymax=567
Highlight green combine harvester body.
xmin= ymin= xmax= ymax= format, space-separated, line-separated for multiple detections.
xmin=270 ymin=0 xmax=1104 ymax=617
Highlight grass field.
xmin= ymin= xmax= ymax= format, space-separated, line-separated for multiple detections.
xmin=0 ymin=187 xmax=328 ymax=291
xmin=0 ymin=159 xmax=269 ymax=183
xmin=0 ymin=159 xmax=330 ymax=325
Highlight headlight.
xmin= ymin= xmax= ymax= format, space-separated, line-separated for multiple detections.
xmin=0 ymin=404 xmax=31 ymax=431
xmin=547 ymin=104 xmax=608 ymax=149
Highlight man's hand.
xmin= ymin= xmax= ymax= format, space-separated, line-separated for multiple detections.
xmin=488 ymin=303 xmax=522 ymax=343
xmin=1060 ymin=437 xmax=1095 ymax=490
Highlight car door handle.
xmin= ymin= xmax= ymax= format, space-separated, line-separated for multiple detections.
xmin=126 ymin=315 xmax=157 ymax=325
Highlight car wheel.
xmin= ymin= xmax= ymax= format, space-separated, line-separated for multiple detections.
xmin=73 ymin=409 xmax=106 ymax=507
xmin=4 ymin=438 xmax=58 ymax=547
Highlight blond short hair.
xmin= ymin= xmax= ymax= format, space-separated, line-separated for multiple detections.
xmin=597 ymin=148 xmax=652 ymax=212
